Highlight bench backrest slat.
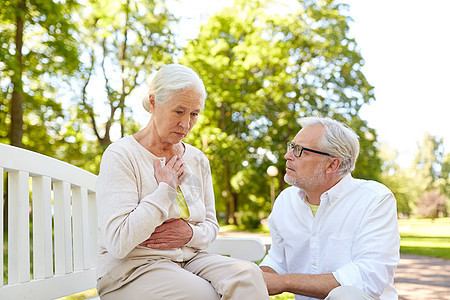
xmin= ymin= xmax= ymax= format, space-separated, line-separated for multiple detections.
xmin=87 ymin=193 xmax=99 ymax=269
xmin=54 ymin=181 xmax=74 ymax=275
xmin=32 ymin=175 xmax=53 ymax=279
xmin=72 ymin=186 xmax=83 ymax=271
xmin=8 ymin=170 xmax=31 ymax=285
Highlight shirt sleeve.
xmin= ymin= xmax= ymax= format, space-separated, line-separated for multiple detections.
xmin=96 ymin=148 xmax=178 ymax=259
xmin=259 ymin=197 xmax=288 ymax=274
xmin=185 ymin=157 xmax=219 ymax=249
xmin=332 ymin=192 xmax=400 ymax=298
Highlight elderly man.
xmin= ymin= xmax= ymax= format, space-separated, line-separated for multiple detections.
xmin=260 ymin=117 xmax=400 ymax=300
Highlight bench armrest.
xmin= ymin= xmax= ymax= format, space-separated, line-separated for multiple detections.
xmin=205 ymin=237 xmax=266 ymax=262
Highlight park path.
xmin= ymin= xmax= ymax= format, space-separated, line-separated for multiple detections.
xmin=218 ymin=231 xmax=450 ymax=300
xmin=395 ymin=254 xmax=450 ymax=300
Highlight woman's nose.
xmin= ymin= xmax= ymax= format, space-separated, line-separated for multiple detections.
xmin=179 ymin=114 xmax=191 ymax=129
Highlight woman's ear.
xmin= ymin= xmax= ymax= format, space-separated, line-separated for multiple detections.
xmin=148 ymin=94 xmax=156 ymax=112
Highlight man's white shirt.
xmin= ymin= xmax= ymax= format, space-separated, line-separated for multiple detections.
xmin=260 ymin=174 xmax=400 ymax=300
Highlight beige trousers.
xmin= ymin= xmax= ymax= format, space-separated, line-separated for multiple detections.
xmin=97 ymin=251 xmax=269 ymax=300
xmin=325 ymin=286 xmax=375 ymax=300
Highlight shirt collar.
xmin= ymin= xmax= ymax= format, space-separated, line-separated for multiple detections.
xmin=298 ymin=189 xmax=306 ymax=201
xmin=320 ymin=173 xmax=353 ymax=205
xmin=296 ymin=173 xmax=353 ymax=206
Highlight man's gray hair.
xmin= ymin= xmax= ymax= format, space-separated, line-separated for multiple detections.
xmin=300 ymin=117 xmax=360 ymax=176
xmin=142 ymin=64 xmax=207 ymax=112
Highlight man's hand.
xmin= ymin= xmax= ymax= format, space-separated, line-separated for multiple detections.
xmin=140 ymin=218 xmax=193 ymax=249
xmin=153 ymin=155 xmax=186 ymax=189
xmin=261 ymin=266 xmax=286 ymax=296
xmin=260 ymin=266 xmax=340 ymax=298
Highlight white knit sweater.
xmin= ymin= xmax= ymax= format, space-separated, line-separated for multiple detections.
xmin=96 ymin=135 xmax=219 ymax=279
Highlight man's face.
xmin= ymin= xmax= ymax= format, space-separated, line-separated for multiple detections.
xmin=284 ymin=125 xmax=329 ymax=190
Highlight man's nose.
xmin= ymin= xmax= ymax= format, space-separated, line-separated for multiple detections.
xmin=284 ymin=150 xmax=293 ymax=160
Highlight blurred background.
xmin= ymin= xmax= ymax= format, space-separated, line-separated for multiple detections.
xmin=1 ymin=0 xmax=449 ymax=228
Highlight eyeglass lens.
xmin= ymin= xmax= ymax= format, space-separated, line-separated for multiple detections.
xmin=287 ymin=142 xmax=302 ymax=157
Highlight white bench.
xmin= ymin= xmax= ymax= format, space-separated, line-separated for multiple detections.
xmin=0 ymin=143 xmax=266 ymax=299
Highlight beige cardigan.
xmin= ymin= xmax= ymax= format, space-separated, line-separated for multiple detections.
xmin=96 ymin=136 xmax=219 ymax=279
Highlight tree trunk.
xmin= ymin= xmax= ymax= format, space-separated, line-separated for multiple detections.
xmin=10 ymin=1 xmax=26 ymax=148
xmin=120 ymin=0 xmax=129 ymax=138
xmin=231 ymin=192 xmax=238 ymax=226
xmin=278 ymin=171 xmax=286 ymax=192
xmin=224 ymin=197 xmax=230 ymax=225
xmin=223 ymin=163 xmax=238 ymax=225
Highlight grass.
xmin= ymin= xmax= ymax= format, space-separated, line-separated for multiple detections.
xmin=219 ymin=223 xmax=270 ymax=233
xmin=398 ymin=217 xmax=450 ymax=259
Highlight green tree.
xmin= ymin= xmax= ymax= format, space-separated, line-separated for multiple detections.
xmin=394 ymin=133 xmax=448 ymax=217
xmin=182 ymin=0 xmax=380 ymax=225
xmin=416 ymin=190 xmax=447 ymax=219
xmin=439 ymin=153 xmax=450 ymax=214
xmin=71 ymin=0 xmax=177 ymax=159
xmin=1 ymin=0 xmax=82 ymax=231
xmin=413 ymin=133 xmax=444 ymax=188
xmin=413 ymin=133 xmax=448 ymax=217
xmin=0 ymin=0 xmax=80 ymax=149
xmin=378 ymin=145 xmax=411 ymax=216
xmin=440 ymin=153 xmax=450 ymax=198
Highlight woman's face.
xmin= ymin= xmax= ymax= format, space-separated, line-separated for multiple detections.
xmin=150 ymin=88 xmax=203 ymax=145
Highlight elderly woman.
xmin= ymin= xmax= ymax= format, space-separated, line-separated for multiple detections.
xmin=95 ymin=64 xmax=268 ymax=299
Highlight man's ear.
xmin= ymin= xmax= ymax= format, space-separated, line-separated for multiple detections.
xmin=326 ymin=157 xmax=341 ymax=174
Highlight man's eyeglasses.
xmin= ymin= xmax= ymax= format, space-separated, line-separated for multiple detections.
xmin=287 ymin=142 xmax=332 ymax=158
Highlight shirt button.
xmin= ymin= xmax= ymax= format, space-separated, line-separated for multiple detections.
xmin=312 ymin=261 xmax=317 ymax=266
xmin=312 ymin=232 xmax=316 ymax=237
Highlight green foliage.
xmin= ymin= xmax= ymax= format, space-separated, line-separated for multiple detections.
xmin=378 ymin=145 xmax=412 ymax=215
xmin=4 ymin=0 xmax=443 ymax=222
xmin=378 ymin=133 xmax=449 ymax=217
xmin=0 ymin=0 xmax=81 ymax=149
xmin=416 ymin=190 xmax=447 ymax=219
xmin=440 ymin=153 xmax=450 ymax=200
xmin=397 ymin=133 xmax=448 ymax=216
xmin=0 ymin=0 xmax=180 ymax=172
xmin=71 ymin=0 xmax=177 ymax=148
xmin=182 ymin=0 xmax=380 ymax=225
xmin=235 ymin=210 xmax=263 ymax=229
xmin=412 ymin=133 xmax=445 ymax=189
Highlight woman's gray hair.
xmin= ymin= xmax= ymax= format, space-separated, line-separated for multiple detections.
xmin=300 ymin=117 xmax=360 ymax=176
xmin=142 ymin=64 xmax=207 ymax=112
